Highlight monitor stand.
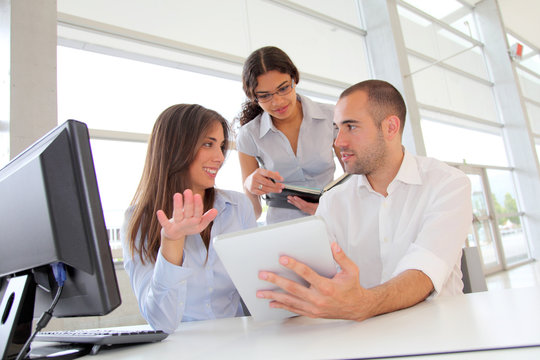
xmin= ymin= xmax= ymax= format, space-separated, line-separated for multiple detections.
xmin=26 ymin=344 xmax=92 ymax=360
xmin=0 ymin=274 xmax=35 ymax=359
xmin=0 ymin=274 xmax=90 ymax=360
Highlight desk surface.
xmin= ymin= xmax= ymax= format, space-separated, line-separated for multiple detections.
xmin=72 ymin=286 xmax=540 ymax=359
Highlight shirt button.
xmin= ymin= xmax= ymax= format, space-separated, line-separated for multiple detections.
xmin=384 ymin=237 xmax=389 ymax=243
xmin=209 ymin=287 xmax=214 ymax=293
xmin=206 ymin=303 xmax=211 ymax=308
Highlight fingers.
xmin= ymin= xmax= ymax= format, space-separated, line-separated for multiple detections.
xmin=199 ymin=208 xmax=218 ymax=229
xmin=257 ymin=270 xmax=312 ymax=304
xmin=278 ymin=256 xmax=326 ymax=289
xmin=258 ymin=256 xmax=321 ymax=299
xmin=256 ymin=289 xmax=315 ymax=317
xmin=171 ymin=192 xmax=184 ymax=222
xmin=192 ymin=193 xmax=204 ymax=218
xmin=330 ymin=242 xmax=358 ymax=276
xmin=250 ymin=169 xmax=284 ymax=195
xmin=287 ymin=196 xmax=318 ymax=215
xmin=156 ymin=189 xmax=218 ymax=240
xmin=182 ymin=189 xmax=194 ymax=218
xmin=255 ymin=180 xmax=284 ymax=195
xmin=259 ymin=168 xmax=284 ymax=183
xmin=156 ymin=209 xmax=169 ymax=227
xmin=256 ymin=267 xmax=323 ymax=318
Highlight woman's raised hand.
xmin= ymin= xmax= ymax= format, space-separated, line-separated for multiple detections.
xmin=244 ymin=168 xmax=285 ymax=196
xmin=156 ymin=189 xmax=218 ymax=242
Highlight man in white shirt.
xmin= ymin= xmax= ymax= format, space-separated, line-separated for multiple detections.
xmin=256 ymin=80 xmax=472 ymax=321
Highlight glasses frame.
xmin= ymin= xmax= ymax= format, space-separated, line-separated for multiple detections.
xmin=255 ymin=80 xmax=295 ymax=103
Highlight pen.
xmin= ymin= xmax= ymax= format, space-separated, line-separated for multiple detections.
xmin=256 ymin=156 xmax=276 ymax=183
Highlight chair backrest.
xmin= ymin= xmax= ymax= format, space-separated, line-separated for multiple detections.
xmin=461 ymin=246 xmax=488 ymax=293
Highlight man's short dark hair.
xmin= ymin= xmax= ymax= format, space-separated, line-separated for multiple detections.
xmin=340 ymin=80 xmax=407 ymax=133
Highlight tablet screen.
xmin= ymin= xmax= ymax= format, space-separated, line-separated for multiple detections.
xmin=213 ymin=216 xmax=337 ymax=321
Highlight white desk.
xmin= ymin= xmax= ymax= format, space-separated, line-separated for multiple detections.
xmin=77 ymin=287 xmax=540 ymax=359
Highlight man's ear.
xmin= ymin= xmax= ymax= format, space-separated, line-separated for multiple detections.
xmin=384 ymin=115 xmax=401 ymax=140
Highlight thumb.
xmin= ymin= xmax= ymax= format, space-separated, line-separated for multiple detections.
xmin=199 ymin=208 xmax=218 ymax=230
xmin=331 ymin=242 xmax=358 ymax=275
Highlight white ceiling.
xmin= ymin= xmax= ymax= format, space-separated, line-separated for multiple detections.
xmin=498 ymin=0 xmax=540 ymax=50
xmin=57 ymin=0 xmax=540 ymax=55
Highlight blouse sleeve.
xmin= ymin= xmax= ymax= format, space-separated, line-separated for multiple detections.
xmin=236 ymin=124 xmax=258 ymax=157
xmin=121 ymin=212 xmax=193 ymax=334
xmin=239 ymin=192 xmax=257 ymax=228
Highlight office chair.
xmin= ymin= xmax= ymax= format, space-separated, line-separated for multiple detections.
xmin=461 ymin=246 xmax=488 ymax=293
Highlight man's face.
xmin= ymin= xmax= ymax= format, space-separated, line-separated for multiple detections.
xmin=333 ymin=90 xmax=387 ymax=176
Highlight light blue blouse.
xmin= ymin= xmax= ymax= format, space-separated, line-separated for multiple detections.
xmin=121 ymin=189 xmax=257 ymax=334
xmin=236 ymin=94 xmax=336 ymax=224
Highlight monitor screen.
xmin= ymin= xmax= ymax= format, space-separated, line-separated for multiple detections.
xmin=0 ymin=120 xmax=121 ymax=358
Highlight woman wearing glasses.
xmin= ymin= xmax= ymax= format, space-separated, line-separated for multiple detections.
xmin=236 ymin=46 xmax=342 ymax=224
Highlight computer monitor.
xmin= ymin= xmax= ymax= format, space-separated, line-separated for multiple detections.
xmin=0 ymin=120 xmax=121 ymax=359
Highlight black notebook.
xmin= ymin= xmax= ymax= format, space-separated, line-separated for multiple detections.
xmin=280 ymin=173 xmax=351 ymax=203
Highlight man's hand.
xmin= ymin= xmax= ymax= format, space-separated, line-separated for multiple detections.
xmin=257 ymin=242 xmax=434 ymax=321
xmin=256 ymin=242 xmax=377 ymax=321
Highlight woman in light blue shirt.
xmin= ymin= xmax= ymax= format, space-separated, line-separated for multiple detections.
xmin=236 ymin=46 xmax=343 ymax=224
xmin=122 ymin=104 xmax=256 ymax=334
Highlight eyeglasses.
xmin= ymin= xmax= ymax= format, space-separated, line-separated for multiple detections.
xmin=255 ymin=80 xmax=295 ymax=103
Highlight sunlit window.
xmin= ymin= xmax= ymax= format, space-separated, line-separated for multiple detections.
xmin=57 ymin=46 xmax=246 ymax=131
xmin=487 ymin=169 xmax=530 ymax=265
xmin=421 ymin=119 xmax=508 ymax=166
xmin=58 ymin=46 xmax=247 ymax=231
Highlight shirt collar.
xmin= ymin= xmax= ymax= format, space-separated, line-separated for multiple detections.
xmin=213 ymin=189 xmax=239 ymax=213
xmin=259 ymin=111 xmax=275 ymax=138
xmin=258 ymin=94 xmax=326 ymax=138
xmin=357 ymin=148 xmax=422 ymax=193
xmin=392 ymin=148 xmax=422 ymax=186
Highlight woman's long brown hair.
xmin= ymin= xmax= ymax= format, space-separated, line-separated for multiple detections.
xmin=127 ymin=104 xmax=230 ymax=264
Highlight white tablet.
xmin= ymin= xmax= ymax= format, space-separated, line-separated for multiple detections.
xmin=213 ymin=216 xmax=337 ymax=321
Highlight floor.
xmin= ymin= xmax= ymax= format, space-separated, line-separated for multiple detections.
xmin=485 ymin=260 xmax=540 ymax=290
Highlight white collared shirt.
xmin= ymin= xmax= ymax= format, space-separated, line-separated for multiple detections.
xmin=122 ymin=189 xmax=257 ymax=333
xmin=236 ymin=94 xmax=336 ymax=224
xmin=316 ymin=150 xmax=472 ymax=296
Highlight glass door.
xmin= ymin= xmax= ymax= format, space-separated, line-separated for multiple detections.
xmin=486 ymin=169 xmax=531 ymax=266
xmin=460 ymin=166 xmax=503 ymax=274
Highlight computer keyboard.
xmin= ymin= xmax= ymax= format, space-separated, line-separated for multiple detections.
xmin=34 ymin=327 xmax=168 ymax=354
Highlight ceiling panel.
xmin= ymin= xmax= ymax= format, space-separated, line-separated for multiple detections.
xmin=498 ymin=0 xmax=540 ymax=50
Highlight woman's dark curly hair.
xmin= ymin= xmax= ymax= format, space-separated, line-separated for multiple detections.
xmin=237 ymin=46 xmax=300 ymax=126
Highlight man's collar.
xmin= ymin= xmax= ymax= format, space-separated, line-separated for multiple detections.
xmin=357 ymin=148 xmax=422 ymax=194
xmin=393 ymin=148 xmax=422 ymax=186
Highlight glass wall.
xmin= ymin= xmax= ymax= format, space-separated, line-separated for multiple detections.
xmin=56 ymin=0 xmax=369 ymax=237
xmin=487 ymin=169 xmax=530 ymax=265
xmin=57 ymin=46 xmax=247 ymax=234
xmin=397 ymin=0 xmax=532 ymax=270
xmin=508 ymin=33 xmax=540 ymax=154
xmin=53 ymin=0 xmax=539 ymax=270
